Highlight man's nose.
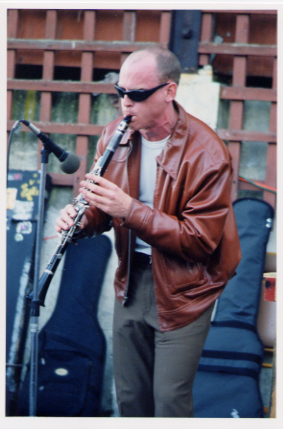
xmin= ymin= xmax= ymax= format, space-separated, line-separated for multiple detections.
xmin=123 ymin=94 xmax=134 ymax=106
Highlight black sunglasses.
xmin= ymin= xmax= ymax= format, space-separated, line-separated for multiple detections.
xmin=114 ymin=82 xmax=169 ymax=102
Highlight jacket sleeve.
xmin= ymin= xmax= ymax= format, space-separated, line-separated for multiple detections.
xmin=123 ymin=159 xmax=233 ymax=263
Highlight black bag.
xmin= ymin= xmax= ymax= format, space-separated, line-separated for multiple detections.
xmin=193 ymin=198 xmax=274 ymax=418
xmin=18 ymin=234 xmax=112 ymax=417
xmin=6 ymin=170 xmax=52 ymax=416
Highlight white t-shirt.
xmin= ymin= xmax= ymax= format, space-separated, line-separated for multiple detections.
xmin=135 ymin=134 xmax=170 ymax=255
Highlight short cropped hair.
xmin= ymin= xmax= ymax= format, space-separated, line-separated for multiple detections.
xmin=131 ymin=45 xmax=182 ymax=86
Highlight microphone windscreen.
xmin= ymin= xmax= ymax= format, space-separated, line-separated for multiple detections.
xmin=60 ymin=151 xmax=80 ymax=174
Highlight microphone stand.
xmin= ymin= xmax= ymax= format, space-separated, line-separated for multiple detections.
xmin=7 ymin=119 xmax=80 ymax=416
xmin=28 ymin=146 xmax=52 ymax=416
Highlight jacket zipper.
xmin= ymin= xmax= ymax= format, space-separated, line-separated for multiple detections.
xmin=122 ymin=141 xmax=133 ymax=306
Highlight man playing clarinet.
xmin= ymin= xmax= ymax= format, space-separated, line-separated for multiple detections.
xmin=55 ymin=45 xmax=241 ymax=417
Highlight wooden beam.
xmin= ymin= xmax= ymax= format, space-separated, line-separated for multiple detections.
xmin=264 ymin=56 xmax=277 ymax=208
xmin=123 ymin=11 xmax=136 ymax=41
xmin=199 ymin=12 xmax=213 ymax=66
xmin=218 ymin=129 xmax=276 ymax=143
xmin=84 ymin=10 xmax=96 ymax=41
xmin=202 ymin=10 xmax=277 ymax=15
xmin=198 ymin=42 xmax=277 ymax=56
xmin=45 ymin=10 xmax=57 ymax=39
xmin=220 ymin=86 xmax=277 ymax=102
xmin=8 ymin=39 xmax=166 ymax=52
xmin=159 ymin=10 xmax=171 ymax=44
xmin=74 ymin=136 xmax=88 ymax=195
xmin=7 ymin=51 xmax=16 ymax=120
xmin=228 ymin=142 xmax=241 ymax=202
xmin=72 ymin=10 xmax=96 ymax=197
xmin=7 ymin=120 xmax=104 ymax=136
xmin=7 ymin=79 xmax=116 ymax=94
xmin=7 ymin=9 xmax=19 ymax=38
xmin=7 ymin=10 xmax=18 ymax=121
xmin=39 ymin=10 xmax=57 ymax=167
xmin=49 ymin=173 xmax=74 ymax=186
xmin=264 ymin=143 xmax=277 ymax=207
xmin=228 ymin=14 xmax=249 ymax=201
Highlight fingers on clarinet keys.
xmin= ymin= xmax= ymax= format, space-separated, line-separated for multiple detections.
xmin=55 ymin=216 xmax=73 ymax=233
xmin=58 ymin=205 xmax=76 ymax=229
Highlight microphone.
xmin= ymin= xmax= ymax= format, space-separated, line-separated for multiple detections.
xmin=20 ymin=120 xmax=81 ymax=174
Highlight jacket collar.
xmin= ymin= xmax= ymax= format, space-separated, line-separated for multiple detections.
xmin=156 ymin=101 xmax=190 ymax=180
xmin=119 ymin=101 xmax=190 ymax=180
xmin=120 ymin=127 xmax=135 ymax=145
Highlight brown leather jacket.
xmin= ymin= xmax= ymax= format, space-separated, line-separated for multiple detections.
xmin=83 ymin=101 xmax=241 ymax=332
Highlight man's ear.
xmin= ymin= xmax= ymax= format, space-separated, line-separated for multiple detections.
xmin=165 ymin=81 xmax=178 ymax=102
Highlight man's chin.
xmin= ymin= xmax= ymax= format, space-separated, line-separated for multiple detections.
xmin=127 ymin=116 xmax=138 ymax=129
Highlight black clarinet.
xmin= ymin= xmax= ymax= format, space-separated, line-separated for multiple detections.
xmin=29 ymin=115 xmax=132 ymax=306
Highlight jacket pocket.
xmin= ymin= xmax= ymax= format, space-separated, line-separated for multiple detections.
xmin=163 ymin=254 xmax=207 ymax=295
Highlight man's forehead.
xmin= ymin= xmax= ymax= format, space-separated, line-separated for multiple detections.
xmin=122 ymin=51 xmax=156 ymax=70
xmin=129 ymin=50 xmax=154 ymax=62
xmin=119 ymin=54 xmax=157 ymax=81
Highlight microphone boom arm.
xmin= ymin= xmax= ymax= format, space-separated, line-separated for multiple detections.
xmin=20 ymin=120 xmax=80 ymax=174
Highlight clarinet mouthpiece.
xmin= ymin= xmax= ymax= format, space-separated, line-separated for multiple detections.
xmin=124 ymin=115 xmax=132 ymax=123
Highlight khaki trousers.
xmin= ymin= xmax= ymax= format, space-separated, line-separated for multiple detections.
xmin=113 ymin=255 xmax=214 ymax=417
